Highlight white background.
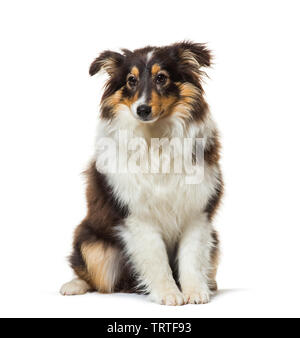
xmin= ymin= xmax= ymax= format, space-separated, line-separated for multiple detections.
xmin=0 ymin=0 xmax=300 ymax=318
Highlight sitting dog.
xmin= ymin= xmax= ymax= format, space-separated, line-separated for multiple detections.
xmin=60 ymin=41 xmax=223 ymax=305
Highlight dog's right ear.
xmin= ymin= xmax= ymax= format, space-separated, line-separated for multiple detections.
xmin=89 ymin=51 xmax=124 ymax=76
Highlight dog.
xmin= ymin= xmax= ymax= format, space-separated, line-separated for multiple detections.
xmin=60 ymin=41 xmax=223 ymax=305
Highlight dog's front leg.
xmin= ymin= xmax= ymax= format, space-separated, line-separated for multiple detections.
xmin=120 ymin=216 xmax=184 ymax=306
xmin=178 ymin=215 xmax=213 ymax=304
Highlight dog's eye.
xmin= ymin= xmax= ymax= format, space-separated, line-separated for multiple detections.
xmin=156 ymin=73 xmax=167 ymax=85
xmin=127 ymin=75 xmax=137 ymax=87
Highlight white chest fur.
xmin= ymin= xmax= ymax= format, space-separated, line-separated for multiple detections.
xmin=107 ymin=168 xmax=217 ymax=242
xmin=94 ymin=111 xmax=219 ymax=244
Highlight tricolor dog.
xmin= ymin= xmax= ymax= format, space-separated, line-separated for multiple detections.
xmin=60 ymin=41 xmax=223 ymax=305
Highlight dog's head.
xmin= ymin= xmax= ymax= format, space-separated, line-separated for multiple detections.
xmin=90 ymin=41 xmax=211 ymax=123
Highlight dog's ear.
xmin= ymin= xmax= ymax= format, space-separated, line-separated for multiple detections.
xmin=175 ymin=41 xmax=211 ymax=68
xmin=89 ymin=50 xmax=124 ymax=76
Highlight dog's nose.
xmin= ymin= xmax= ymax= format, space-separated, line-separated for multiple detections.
xmin=137 ymin=105 xmax=152 ymax=119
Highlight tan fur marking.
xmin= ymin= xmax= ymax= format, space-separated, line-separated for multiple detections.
xmin=130 ymin=66 xmax=139 ymax=78
xmin=100 ymin=89 xmax=123 ymax=118
xmin=81 ymin=242 xmax=120 ymax=293
xmin=151 ymin=64 xmax=161 ymax=76
xmin=169 ymin=82 xmax=201 ymax=119
xmin=106 ymin=89 xmax=123 ymax=106
xmin=149 ymin=91 xmax=177 ymax=118
xmin=178 ymin=82 xmax=200 ymax=103
xmin=122 ymin=91 xmax=139 ymax=108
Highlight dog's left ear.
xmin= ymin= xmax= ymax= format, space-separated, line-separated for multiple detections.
xmin=175 ymin=41 xmax=211 ymax=68
xmin=89 ymin=50 xmax=124 ymax=76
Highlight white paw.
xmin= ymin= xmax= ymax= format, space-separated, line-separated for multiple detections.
xmin=150 ymin=288 xmax=185 ymax=306
xmin=183 ymin=286 xmax=211 ymax=304
xmin=60 ymin=278 xmax=90 ymax=296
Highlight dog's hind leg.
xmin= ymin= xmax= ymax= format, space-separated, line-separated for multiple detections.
xmin=60 ymin=239 xmax=123 ymax=295
xmin=79 ymin=241 xmax=122 ymax=293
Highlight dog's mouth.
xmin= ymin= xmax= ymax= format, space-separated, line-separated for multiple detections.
xmin=136 ymin=110 xmax=164 ymax=124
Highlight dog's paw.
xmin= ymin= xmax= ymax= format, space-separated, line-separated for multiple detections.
xmin=60 ymin=278 xmax=90 ymax=296
xmin=183 ymin=286 xmax=211 ymax=304
xmin=150 ymin=288 xmax=185 ymax=306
